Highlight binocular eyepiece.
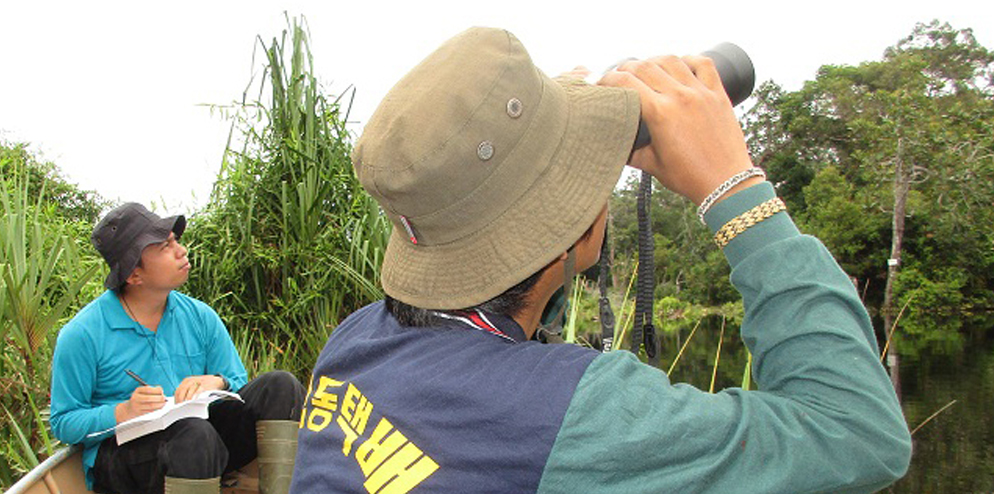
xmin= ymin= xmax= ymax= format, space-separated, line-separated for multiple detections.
xmin=631 ymin=42 xmax=755 ymax=151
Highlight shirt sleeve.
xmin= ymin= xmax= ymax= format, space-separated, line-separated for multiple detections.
xmin=199 ymin=303 xmax=249 ymax=392
xmin=49 ymin=326 xmax=118 ymax=446
xmin=538 ymin=182 xmax=912 ymax=494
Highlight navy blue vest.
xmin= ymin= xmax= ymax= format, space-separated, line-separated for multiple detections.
xmin=290 ymin=301 xmax=598 ymax=493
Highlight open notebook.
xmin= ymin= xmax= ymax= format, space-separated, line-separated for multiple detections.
xmin=115 ymin=389 xmax=242 ymax=445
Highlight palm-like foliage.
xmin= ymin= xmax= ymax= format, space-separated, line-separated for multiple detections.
xmin=1 ymin=180 xmax=98 ymax=366
xmin=0 ymin=151 xmax=101 ymax=484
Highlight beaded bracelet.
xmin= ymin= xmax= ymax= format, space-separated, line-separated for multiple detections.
xmin=697 ymin=167 xmax=767 ymax=224
xmin=713 ymin=197 xmax=786 ymax=248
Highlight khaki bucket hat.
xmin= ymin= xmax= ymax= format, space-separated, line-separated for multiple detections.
xmin=354 ymin=27 xmax=640 ymax=310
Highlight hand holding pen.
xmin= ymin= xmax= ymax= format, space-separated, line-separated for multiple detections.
xmin=115 ymin=370 xmax=166 ymax=424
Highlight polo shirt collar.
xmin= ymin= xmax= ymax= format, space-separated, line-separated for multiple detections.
xmin=486 ymin=312 xmax=527 ymax=342
xmin=102 ymin=289 xmax=178 ymax=332
xmin=435 ymin=309 xmax=528 ymax=343
xmin=101 ymin=290 xmax=136 ymax=331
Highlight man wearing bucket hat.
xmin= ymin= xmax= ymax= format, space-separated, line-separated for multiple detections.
xmin=50 ymin=203 xmax=305 ymax=494
xmin=291 ymin=27 xmax=911 ymax=493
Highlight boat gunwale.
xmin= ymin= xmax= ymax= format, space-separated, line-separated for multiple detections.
xmin=6 ymin=444 xmax=82 ymax=494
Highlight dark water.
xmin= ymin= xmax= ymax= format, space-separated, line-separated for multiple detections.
xmin=653 ymin=315 xmax=994 ymax=493
xmin=888 ymin=326 xmax=994 ymax=493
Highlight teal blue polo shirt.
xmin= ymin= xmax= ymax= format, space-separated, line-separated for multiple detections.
xmin=50 ymin=290 xmax=248 ymax=489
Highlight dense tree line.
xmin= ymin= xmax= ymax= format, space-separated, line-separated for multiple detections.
xmin=609 ymin=21 xmax=994 ymax=355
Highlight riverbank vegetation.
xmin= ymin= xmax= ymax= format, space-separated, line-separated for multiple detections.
xmin=1 ymin=17 xmax=991 ymax=490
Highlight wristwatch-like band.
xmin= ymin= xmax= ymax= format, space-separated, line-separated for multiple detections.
xmin=214 ymin=374 xmax=229 ymax=391
xmin=714 ymin=197 xmax=786 ymax=248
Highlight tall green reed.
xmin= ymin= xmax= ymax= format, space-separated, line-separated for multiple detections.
xmin=183 ymin=15 xmax=389 ymax=380
xmin=595 ymin=253 xmax=752 ymax=390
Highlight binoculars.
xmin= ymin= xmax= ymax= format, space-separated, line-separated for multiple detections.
xmin=631 ymin=42 xmax=756 ymax=151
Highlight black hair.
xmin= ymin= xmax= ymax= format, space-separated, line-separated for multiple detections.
xmin=385 ymin=213 xmax=600 ymax=327
xmin=385 ymin=265 xmax=546 ymax=327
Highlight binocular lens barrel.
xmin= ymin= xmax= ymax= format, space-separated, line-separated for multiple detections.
xmin=702 ymin=42 xmax=755 ymax=107
xmin=631 ymin=42 xmax=755 ymax=151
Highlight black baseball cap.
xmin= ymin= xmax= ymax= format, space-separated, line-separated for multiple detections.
xmin=91 ymin=203 xmax=187 ymax=289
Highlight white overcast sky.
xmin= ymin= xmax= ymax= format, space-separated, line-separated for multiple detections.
xmin=2 ymin=0 xmax=992 ymax=216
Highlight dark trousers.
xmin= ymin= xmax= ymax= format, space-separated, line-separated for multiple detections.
xmin=92 ymin=371 xmax=305 ymax=494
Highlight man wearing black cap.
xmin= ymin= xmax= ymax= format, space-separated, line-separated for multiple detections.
xmin=50 ymin=203 xmax=305 ymax=494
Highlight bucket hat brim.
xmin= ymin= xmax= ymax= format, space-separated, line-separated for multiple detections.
xmin=379 ymin=76 xmax=640 ymax=310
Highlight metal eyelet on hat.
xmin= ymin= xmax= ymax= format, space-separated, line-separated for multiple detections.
xmin=506 ymin=98 xmax=523 ymax=118
xmin=478 ymin=141 xmax=494 ymax=161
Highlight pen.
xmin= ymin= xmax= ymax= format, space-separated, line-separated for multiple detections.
xmin=125 ymin=369 xmax=150 ymax=387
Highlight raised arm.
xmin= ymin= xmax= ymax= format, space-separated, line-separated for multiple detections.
xmin=536 ymin=55 xmax=911 ymax=494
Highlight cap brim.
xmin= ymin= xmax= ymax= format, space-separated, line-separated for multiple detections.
xmin=380 ymin=78 xmax=640 ymax=309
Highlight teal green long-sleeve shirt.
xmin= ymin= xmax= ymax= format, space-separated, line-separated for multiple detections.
xmin=537 ymin=182 xmax=911 ymax=493
xmin=290 ymin=182 xmax=911 ymax=494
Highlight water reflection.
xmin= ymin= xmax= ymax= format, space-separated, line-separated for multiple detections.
xmin=647 ymin=314 xmax=994 ymax=492
xmin=889 ymin=322 xmax=994 ymax=493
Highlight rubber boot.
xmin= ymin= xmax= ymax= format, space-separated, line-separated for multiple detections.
xmin=163 ymin=476 xmax=220 ymax=494
xmin=256 ymin=420 xmax=298 ymax=494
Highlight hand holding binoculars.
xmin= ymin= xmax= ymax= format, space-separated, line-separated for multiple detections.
xmin=626 ymin=43 xmax=756 ymax=152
